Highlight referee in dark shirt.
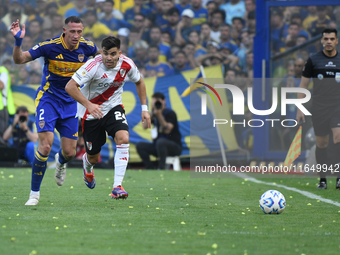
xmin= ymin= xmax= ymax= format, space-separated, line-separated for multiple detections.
xmin=296 ymin=28 xmax=340 ymax=189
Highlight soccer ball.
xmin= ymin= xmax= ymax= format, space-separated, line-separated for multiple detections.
xmin=259 ymin=190 xmax=286 ymax=214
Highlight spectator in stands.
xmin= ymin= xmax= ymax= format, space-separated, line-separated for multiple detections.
xmin=175 ymin=9 xmax=199 ymax=46
xmin=199 ymin=22 xmax=213 ymax=48
xmin=188 ymin=30 xmax=207 ymax=57
xmin=42 ymin=2 xmax=59 ymax=30
xmin=168 ymin=44 xmax=181 ymax=65
xmin=210 ymin=9 xmax=225 ymax=43
xmin=302 ymin=6 xmax=318 ymax=30
xmin=55 ymin=0 xmax=75 ymax=17
xmin=206 ymin=1 xmax=217 ymax=23
xmin=191 ymin=0 xmax=209 ymax=26
xmin=270 ymin=8 xmax=288 ymax=54
xmin=136 ymin=92 xmax=182 ymax=170
xmin=173 ymin=51 xmax=193 ymax=73
xmin=149 ymin=26 xmax=172 ymax=62
xmin=161 ymin=31 xmax=172 ymax=45
xmin=159 ymin=0 xmax=175 ymax=29
xmin=50 ymin=14 xmax=64 ymax=38
xmin=162 ymin=7 xmax=180 ymax=42
xmin=99 ymin=0 xmax=131 ymax=33
xmin=64 ymin=0 xmax=87 ymax=18
xmin=145 ymin=45 xmax=173 ymax=77
xmin=235 ymin=30 xmax=251 ymax=72
xmin=133 ymin=40 xmax=149 ymax=68
xmin=124 ymin=0 xmax=151 ymax=25
xmin=21 ymin=35 xmax=34 ymax=52
xmin=16 ymin=66 xmax=29 ymax=86
xmin=290 ymin=13 xmax=310 ymax=39
xmin=0 ymin=5 xmax=8 ymax=20
xmin=206 ymin=41 xmax=220 ymax=54
xmin=231 ymin=17 xmax=245 ymax=43
xmin=245 ymin=51 xmax=254 ymax=73
xmin=219 ymin=0 xmax=245 ymax=25
xmin=127 ymin=27 xmax=140 ymax=58
xmin=26 ymin=19 xmax=43 ymax=45
xmin=175 ymin=0 xmax=191 ymax=15
xmin=308 ymin=6 xmax=331 ymax=37
xmin=28 ymin=70 xmax=41 ymax=85
xmin=117 ymin=27 xmax=130 ymax=45
xmin=284 ymin=22 xmax=300 ymax=49
xmin=244 ymin=0 xmax=256 ymax=17
xmin=1 ymin=0 xmax=28 ymax=34
xmin=114 ymin=0 xmax=135 ymax=15
xmin=246 ymin=10 xmax=256 ymax=34
xmin=82 ymin=10 xmax=113 ymax=39
xmin=219 ymin=24 xmax=238 ymax=53
xmin=3 ymin=106 xmax=38 ymax=166
xmin=97 ymin=0 xmax=123 ymax=20
xmin=182 ymin=42 xmax=198 ymax=68
xmin=0 ymin=37 xmax=11 ymax=66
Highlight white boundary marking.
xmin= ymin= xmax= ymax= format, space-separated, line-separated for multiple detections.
xmin=234 ymin=173 xmax=340 ymax=208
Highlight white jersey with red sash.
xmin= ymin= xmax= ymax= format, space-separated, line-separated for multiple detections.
xmin=72 ymin=54 xmax=141 ymax=121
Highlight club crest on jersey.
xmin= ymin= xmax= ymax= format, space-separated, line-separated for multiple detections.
xmin=78 ymin=54 xmax=85 ymax=62
xmin=318 ymin=74 xmax=323 ymax=80
xmin=81 ymin=70 xmax=87 ymax=76
xmin=336 ymin=73 xmax=340 ymax=83
xmin=120 ymin=69 xmax=126 ymax=77
xmin=39 ymin=121 xmax=45 ymax=129
xmin=86 ymin=141 xmax=92 ymax=151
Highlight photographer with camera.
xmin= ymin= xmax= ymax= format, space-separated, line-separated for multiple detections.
xmin=136 ymin=92 xmax=182 ymax=169
xmin=3 ymin=106 xmax=38 ymax=166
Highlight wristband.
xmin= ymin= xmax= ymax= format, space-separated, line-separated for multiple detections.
xmin=141 ymin=105 xmax=148 ymax=111
xmin=14 ymin=31 xmax=23 ymax=47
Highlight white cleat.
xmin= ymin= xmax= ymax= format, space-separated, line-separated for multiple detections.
xmin=55 ymin=153 xmax=66 ymax=186
xmin=25 ymin=194 xmax=40 ymax=206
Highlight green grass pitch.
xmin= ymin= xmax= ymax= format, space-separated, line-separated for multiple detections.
xmin=1 ymin=168 xmax=340 ymax=255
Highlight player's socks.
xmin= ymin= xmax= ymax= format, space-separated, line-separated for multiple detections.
xmin=57 ymin=148 xmax=68 ymax=164
xmin=113 ymin=144 xmax=129 ymax=187
xmin=83 ymin=153 xmax=94 ymax=174
xmin=31 ymin=151 xmax=48 ymax=191
xmin=315 ymin=146 xmax=328 ymax=180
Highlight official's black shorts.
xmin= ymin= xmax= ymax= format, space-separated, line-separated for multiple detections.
xmin=312 ymin=104 xmax=340 ymax=137
xmin=82 ymin=105 xmax=129 ymax=155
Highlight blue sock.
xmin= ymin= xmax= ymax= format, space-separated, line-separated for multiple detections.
xmin=31 ymin=151 xmax=48 ymax=192
xmin=58 ymin=148 xmax=68 ymax=164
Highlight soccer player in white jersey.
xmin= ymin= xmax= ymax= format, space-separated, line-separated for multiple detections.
xmin=65 ymin=36 xmax=151 ymax=199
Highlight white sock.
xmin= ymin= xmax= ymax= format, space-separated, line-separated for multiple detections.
xmin=113 ymin=144 xmax=129 ymax=187
xmin=30 ymin=190 xmax=40 ymax=197
xmin=83 ymin=153 xmax=94 ymax=174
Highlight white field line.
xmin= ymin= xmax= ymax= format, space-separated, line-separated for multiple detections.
xmin=234 ymin=172 xmax=340 ymax=208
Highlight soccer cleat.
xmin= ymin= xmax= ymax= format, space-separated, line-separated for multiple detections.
xmin=336 ymin=179 xmax=340 ymax=190
xmin=111 ymin=185 xmax=128 ymax=199
xmin=25 ymin=194 xmax=40 ymax=206
xmin=55 ymin=153 xmax=66 ymax=186
xmin=317 ymin=181 xmax=327 ymax=189
xmin=83 ymin=169 xmax=96 ymax=189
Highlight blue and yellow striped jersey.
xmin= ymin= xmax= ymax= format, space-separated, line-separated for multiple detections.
xmin=29 ymin=34 xmax=97 ymax=102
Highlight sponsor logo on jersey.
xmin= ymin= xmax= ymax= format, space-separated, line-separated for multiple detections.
xmin=56 ymin=54 xmax=64 ymax=59
xmin=101 ymin=73 xmax=108 ymax=79
xmin=32 ymin=44 xmax=39 ymax=50
xmin=39 ymin=120 xmax=45 ymax=129
xmin=78 ymin=54 xmax=84 ymax=62
xmin=75 ymin=73 xmax=82 ymax=80
xmin=73 ymin=132 xmax=78 ymax=137
xmin=336 ymin=72 xmax=340 ymax=83
xmin=120 ymin=68 xmax=126 ymax=77
xmin=119 ymin=157 xmax=128 ymax=161
xmin=325 ymin=61 xmax=336 ymax=67
xmin=86 ymin=141 xmax=92 ymax=151
xmin=317 ymin=74 xmax=323 ymax=80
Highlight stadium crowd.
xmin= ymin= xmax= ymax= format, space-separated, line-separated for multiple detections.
xmin=0 ymin=0 xmax=340 ymax=152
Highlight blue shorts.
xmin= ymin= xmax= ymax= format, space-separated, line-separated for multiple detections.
xmin=35 ymin=91 xmax=78 ymax=140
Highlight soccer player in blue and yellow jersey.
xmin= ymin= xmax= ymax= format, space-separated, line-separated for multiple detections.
xmin=10 ymin=16 xmax=98 ymax=206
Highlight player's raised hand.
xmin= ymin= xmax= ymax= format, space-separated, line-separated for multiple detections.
xmin=10 ymin=19 xmax=26 ymax=38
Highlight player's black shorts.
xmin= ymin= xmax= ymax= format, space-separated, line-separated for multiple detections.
xmin=82 ymin=105 xmax=129 ymax=155
xmin=312 ymin=104 xmax=340 ymax=137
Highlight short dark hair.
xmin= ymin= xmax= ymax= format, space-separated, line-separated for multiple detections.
xmin=167 ymin=7 xmax=180 ymax=16
xmin=65 ymin=16 xmax=83 ymax=25
xmin=322 ymin=28 xmax=337 ymax=37
xmin=16 ymin=106 xmax=28 ymax=114
xmin=148 ymin=44 xmax=159 ymax=51
xmin=102 ymin=36 xmax=120 ymax=50
xmin=211 ymin=9 xmax=226 ymax=22
xmin=152 ymin=92 xmax=165 ymax=100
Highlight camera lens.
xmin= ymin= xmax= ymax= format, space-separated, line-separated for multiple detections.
xmin=155 ymin=101 xmax=162 ymax=109
xmin=19 ymin=116 xmax=27 ymax=122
